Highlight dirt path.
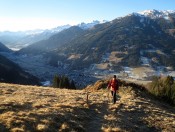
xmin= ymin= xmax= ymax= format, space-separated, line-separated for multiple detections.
xmin=86 ymin=103 xmax=109 ymax=131
xmin=85 ymin=92 xmax=123 ymax=131
xmin=85 ymin=89 xmax=175 ymax=132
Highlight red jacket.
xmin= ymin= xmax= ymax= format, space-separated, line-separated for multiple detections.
xmin=108 ymin=78 xmax=118 ymax=91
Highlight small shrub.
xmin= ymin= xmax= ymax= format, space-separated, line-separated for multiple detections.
xmin=147 ymin=76 xmax=175 ymax=105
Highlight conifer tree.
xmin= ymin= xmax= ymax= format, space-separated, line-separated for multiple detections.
xmin=64 ymin=76 xmax=70 ymax=88
xmin=61 ymin=76 xmax=66 ymax=88
xmin=52 ymin=74 xmax=76 ymax=89
xmin=53 ymin=75 xmax=59 ymax=88
xmin=59 ymin=77 xmax=63 ymax=88
xmin=70 ymin=80 xmax=76 ymax=89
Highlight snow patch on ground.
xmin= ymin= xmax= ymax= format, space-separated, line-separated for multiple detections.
xmin=101 ymin=53 xmax=110 ymax=63
xmin=141 ymin=57 xmax=150 ymax=66
xmin=41 ymin=81 xmax=51 ymax=86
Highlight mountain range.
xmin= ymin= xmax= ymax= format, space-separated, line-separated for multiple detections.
xmin=0 ymin=21 xmax=105 ymax=51
xmin=18 ymin=10 xmax=175 ymax=72
xmin=1 ymin=9 xmax=175 ymax=86
xmin=0 ymin=25 xmax=71 ymax=50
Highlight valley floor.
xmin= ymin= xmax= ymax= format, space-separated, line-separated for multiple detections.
xmin=0 ymin=83 xmax=175 ymax=132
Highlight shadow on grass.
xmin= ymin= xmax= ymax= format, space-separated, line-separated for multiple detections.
xmin=114 ymin=102 xmax=160 ymax=132
xmin=85 ymin=102 xmax=109 ymax=131
xmin=0 ymin=123 xmax=9 ymax=132
xmin=0 ymin=102 xmax=33 ymax=113
xmin=12 ymin=104 xmax=93 ymax=131
xmin=10 ymin=102 xmax=109 ymax=132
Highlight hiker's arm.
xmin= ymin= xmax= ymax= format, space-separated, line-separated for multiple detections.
xmin=107 ymin=81 xmax=111 ymax=89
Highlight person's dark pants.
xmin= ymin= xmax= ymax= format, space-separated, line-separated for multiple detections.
xmin=111 ymin=91 xmax=116 ymax=104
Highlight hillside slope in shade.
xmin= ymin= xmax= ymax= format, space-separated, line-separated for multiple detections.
xmin=0 ymin=42 xmax=11 ymax=52
xmin=0 ymin=54 xmax=40 ymax=85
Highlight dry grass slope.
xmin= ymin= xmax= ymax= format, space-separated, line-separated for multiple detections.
xmin=0 ymin=82 xmax=175 ymax=132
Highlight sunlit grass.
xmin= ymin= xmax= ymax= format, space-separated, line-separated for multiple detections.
xmin=0 ymin=82 xmax=175 ymax=131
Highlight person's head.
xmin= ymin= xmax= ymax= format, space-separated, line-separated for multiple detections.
xmin=113 ymin=75 xmax=116 ymax=79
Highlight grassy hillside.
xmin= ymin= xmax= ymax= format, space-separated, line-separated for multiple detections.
xmin=0 ymin=82 xmax=175 ymax=132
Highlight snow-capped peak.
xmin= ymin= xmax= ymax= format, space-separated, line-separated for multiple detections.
xmin=50 ymin=24 xmax=71 ymax=33
xmin=78 ymin=20 xmax=108 ymax=29
xmin=134 ymin=9 xmax=175 ymax=20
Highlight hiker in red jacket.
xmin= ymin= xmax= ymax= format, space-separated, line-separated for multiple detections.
xmin=107 ymin=75 xmax=119 ymax=104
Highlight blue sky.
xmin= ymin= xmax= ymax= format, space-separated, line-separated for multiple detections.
xmin=0 ymin=0 xmax=174 ymax=31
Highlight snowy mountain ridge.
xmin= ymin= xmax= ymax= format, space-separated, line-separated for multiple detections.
xmin=22 ymin=24 xmax=71 ymax=35
xmin=0 ymin=20 xmax=107 ymax=50
xmin=23 ymin=20 xmax=108 ymax=34
xmin=132 ymin=9 xmax=175 ymax=20
xmin=78 ymin=20 xmax=108 ymax=29
xmin=0 ymin=20 xmax=103 ymax=37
